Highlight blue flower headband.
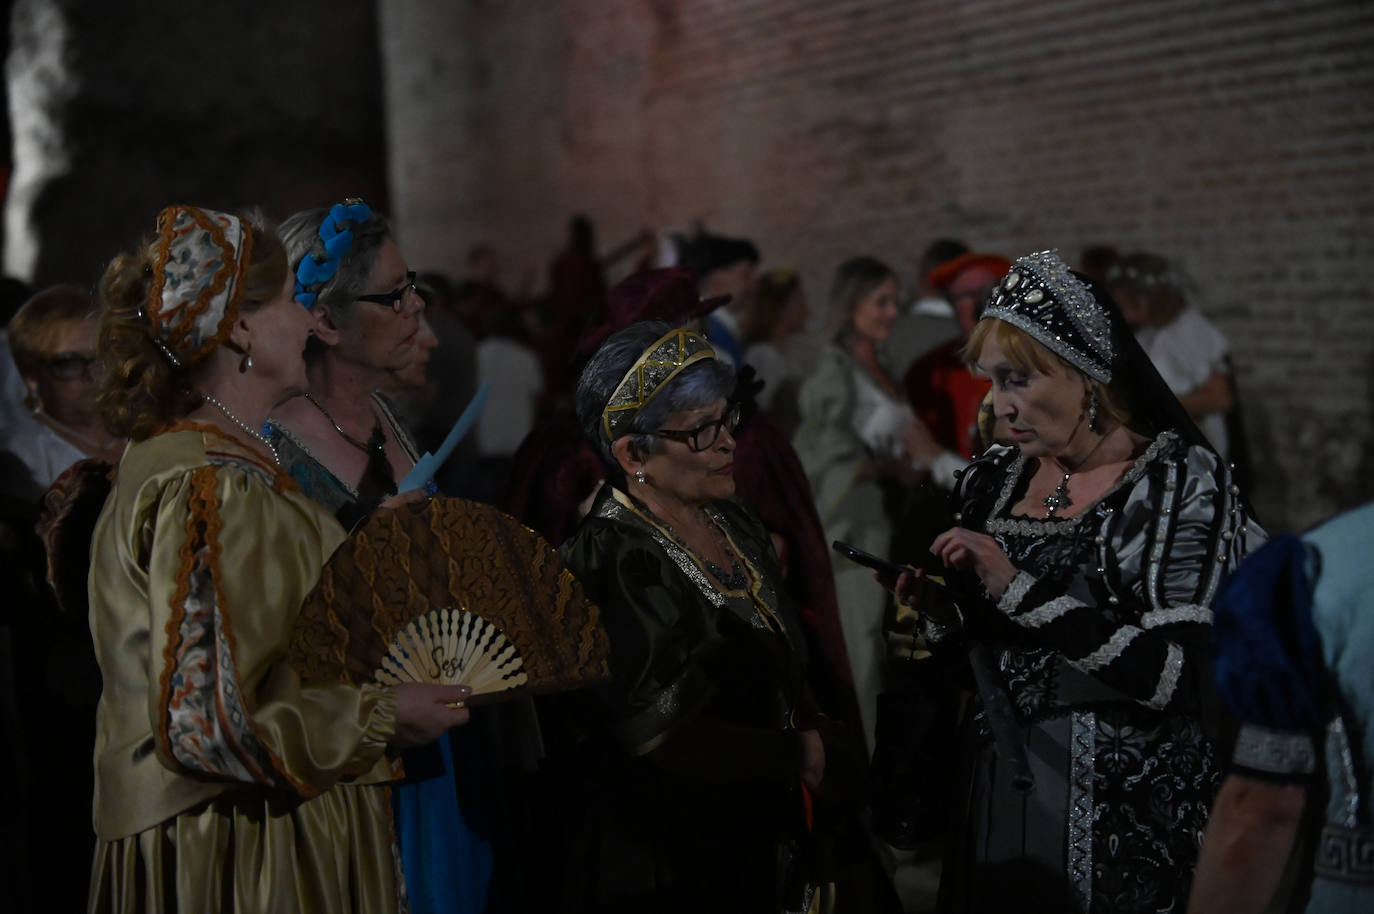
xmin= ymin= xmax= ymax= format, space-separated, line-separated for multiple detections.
xmin=293 ymin=199 xmax=373 ymax=307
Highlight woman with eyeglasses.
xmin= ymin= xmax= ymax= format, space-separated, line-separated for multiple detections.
xmin=551 ymin=320 xmax=848 ymax=912
xmin=4 ymin=284 xmax=124 ymax=497
xmin=268 ymin=201 xmax=428 ymax=531
xmin=269 ymin=201 xmax=501 ymax=914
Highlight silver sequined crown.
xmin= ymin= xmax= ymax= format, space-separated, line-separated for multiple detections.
xmin=981 ymin=250 xmax=1114 ymax=383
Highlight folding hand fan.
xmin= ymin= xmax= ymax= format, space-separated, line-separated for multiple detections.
xmin=287 ymin=497 xmax=610 ymax=704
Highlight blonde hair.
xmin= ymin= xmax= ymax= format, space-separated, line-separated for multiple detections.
xmin=963 ymin=318 xmax=1131 ymax=430
xmin=825 ymin=256 xmax=896 ymax=343
xmin=98 ymin=217 xmax=287 ymax=441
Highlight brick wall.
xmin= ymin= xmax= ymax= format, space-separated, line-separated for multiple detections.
xmin=378 ymin=2 xmax=1368 ymax=530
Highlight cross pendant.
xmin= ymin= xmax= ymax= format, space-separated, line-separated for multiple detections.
xmin=1043 ymin=474 xmax=1072 ymax=517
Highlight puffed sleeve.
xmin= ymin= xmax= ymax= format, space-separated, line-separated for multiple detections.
xmin=1212 ymin=534 xmax=1324 ymax=781
xmin=990 ymin=442 xmax=1260 ymax=712
xmin=147 ymin=463 xmax=396 ymax=796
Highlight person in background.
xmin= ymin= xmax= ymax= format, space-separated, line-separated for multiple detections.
xmin=4 ymin=285 xmax=124 ymax=500
xmin=904 ymin=251 xmax=1008 ymax=469
xmin=1189 ymin=502 xmax=1374 ymax=914
xmin=409 ymin=272 xmax=479 ymax=494
xmin=1076 ymin=244 xmax=1120 ymax=285
xmin=887 ymin=237 xmax=968 ymax=377
xmin=681 ymin=230 xmax=760 ymax=367
xmin=472 ymin=295 xmax=544 ymax=504
xmin=740 ymin=267 xmax=809 ymax=434
xmin=86 ymin=204 xmax=468 ymax=913
xmin=1107 ymin=252 xmax=1240 ymax=464
xmin=794 ymin=255 xmax=941 ymax=752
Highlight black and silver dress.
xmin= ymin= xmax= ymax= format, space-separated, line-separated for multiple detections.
xmin=941 ymin=430 xmax=1262 ymax=913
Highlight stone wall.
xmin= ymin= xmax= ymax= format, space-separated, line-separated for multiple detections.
xmin=4 ymin=0 xmax=390 ymax=290
xmin=381 ymin=0 xmax=1374 ymax=532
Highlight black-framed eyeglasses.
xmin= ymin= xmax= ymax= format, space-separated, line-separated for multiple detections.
xmin=655 ymin=402 xmax=743 ymax=452
xmin=356 ymin=271 xmax=419 ymax=313
xmin=45 ymin=351 xmax=99 ymax=381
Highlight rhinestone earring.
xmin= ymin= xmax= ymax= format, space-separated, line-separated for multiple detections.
xmin=635 ymin=469 xmax=646 ymax=484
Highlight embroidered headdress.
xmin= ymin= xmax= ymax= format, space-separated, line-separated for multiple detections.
xmin=981 ymin=250 xmax=1115 ymax=383
xmin=601 ymin=328 xmax=716 ymax=442
xmin=145 ymin=205 xmax=255 ymax=367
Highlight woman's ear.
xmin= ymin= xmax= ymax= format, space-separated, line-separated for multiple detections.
xmin=227 ymin=315 xmax=253 ymax=354
xmin=310 ymin=304 xmax=342 ymax=347
xmin=611 ymin=436 xmax=644 ymax=479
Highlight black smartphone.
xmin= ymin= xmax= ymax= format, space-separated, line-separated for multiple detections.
xmin=831 ymin=540 xmax=965 ymax=598
xmin=831 ymin=540 xmax=905 ymax=578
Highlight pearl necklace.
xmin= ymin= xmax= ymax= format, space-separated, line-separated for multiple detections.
xmin=201 ymin=392 xmax=281 ymax=466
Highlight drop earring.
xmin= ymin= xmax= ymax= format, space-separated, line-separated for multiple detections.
xmin=1087 ymin=386 xmax=1100 ymax=434
xmin=635 ymin=469 xmax=646 ymax=484
xmin=239 ymin=344 xmax=253 ymax=374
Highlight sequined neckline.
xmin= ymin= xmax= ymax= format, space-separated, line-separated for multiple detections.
xmin=601 ymin=487 xmax=787 ymax=636
xmin=985 ymin=430 xmax=1177 ymax=536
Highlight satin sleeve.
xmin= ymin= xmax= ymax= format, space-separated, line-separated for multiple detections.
xmin=146 ymin=463 xmax=396 ymax=796
xmin=992 ymin=443 xmax=1260 ymax=712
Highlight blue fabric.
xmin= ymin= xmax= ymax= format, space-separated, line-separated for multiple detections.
xmin=1212 ymin=534 xmax=1324 ymax=730
xmin=392 ymin=737 xmax=493 ymax=914
xmin=705 ymin=314 xmax=743 ymax=367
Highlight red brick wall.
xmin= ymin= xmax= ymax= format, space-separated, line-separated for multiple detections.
xmin=382 ymin=0 xmax=1374 ymax=531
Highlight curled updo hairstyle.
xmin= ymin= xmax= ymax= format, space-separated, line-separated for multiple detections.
xmin=741 ymin=267 xmax=800 ymax=347
xmin=98 ymin=215 xmax=288 ymax=441
xmin=576 ymin=320 xmax=736 ymax=487
xmin=1106 ymin=252 xmax=1188 ymax=327
xmin=826 ymin=255 xmax=896 ymax=343
xmin=278 ymin=206 xmax=393 ymax=328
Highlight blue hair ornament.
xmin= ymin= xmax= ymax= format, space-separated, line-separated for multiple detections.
xmin=292 ymin=199 xmax=374 ymax=307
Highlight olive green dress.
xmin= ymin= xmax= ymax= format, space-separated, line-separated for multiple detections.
xmin=86 ymin=425 xmax=402 ymax=913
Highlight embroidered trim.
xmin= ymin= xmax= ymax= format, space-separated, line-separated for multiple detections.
xmin=997 ymin=569 xmax=1036 ymax=612
xmin=1327 ymin=717 xmax=1360 ymax=828
xmin=1232 ymin=723 xmax=1317 ymax=776
xmin=1140 ymin=605 xmax=1212 ymax=628
xmin=1068 ymin=710 xmax=1096 ymax=910
xmin=162 ymin=420 xmax=289 ymax=487
xmin=1013 ymin=595 xmax=1083 ymax=629
xmin=1146 ymin=642 xmax=1185 ymax=709
xmin=1074 ymin=625 xmax=1141 ymax=672
xmin=199 ymin=468 xmax=314 ymax=796
xmin=155 ymin=465 xmax=216 ymax=772
xmin=1314 ymin=823 xmax=1374 ymax=884
xmin=1146 ymin=459 xmax=1180 ymax=614
xmin=984 ymin=430 xmax=1178 ymax=535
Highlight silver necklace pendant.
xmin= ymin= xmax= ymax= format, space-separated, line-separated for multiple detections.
xmin=1043 ymin=471 xmax=1072 ymax=517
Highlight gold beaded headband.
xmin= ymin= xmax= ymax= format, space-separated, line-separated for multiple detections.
xmin=601 ymin=328 xmax=716 ymax=442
